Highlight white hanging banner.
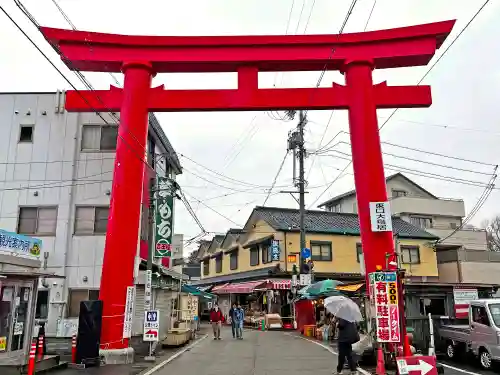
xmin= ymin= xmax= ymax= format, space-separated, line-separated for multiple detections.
xmin=145 ymin=270 xmax=153 ymax=311
xmin=123 ymin=286 xmax=135 ymax=339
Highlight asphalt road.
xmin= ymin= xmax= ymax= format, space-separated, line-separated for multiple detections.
xmin=438 ymin=356 xmax=499 ymax=375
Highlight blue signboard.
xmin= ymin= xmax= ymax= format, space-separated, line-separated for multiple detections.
xmin=271 ymin=240 xmax=280 ymax=261
xmin=301 ymin=247 xmax=311 ymax=259
xmin=0 ymin=229 xmax=42 ymax=258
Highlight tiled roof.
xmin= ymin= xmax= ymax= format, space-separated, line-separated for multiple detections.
xmin=251 ymin=206 xmax=438 ymax=240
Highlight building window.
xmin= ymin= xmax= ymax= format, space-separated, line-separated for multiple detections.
xmin=311 ymin=241 xmax=332 ymax=261
xmin=392 ymin=189 xmax=408 ymax=198
xmin=230 ymin=252 xmax=238 ymax=270
xmin=19 ymin=125 xmax=34 ymax=143
xmin=18 ymin=207 xmax=57 ymax=235
xmin=401 ymin=245 xmax=420 ymax=264
xmin=410 ymin=216 xmax=432 ymax=229
xmin=332 ymin=204 xmax=342 ymax=213
xmin=215 ymin=256 xmax=222 ymax=273
xmin=68 ymin=289 xmax=100 ymax=318
xmin=262 ymin=243 xmax=273 ymax=264
xmin=81 ymin=125 xmax=118 ymax=151
xmin=356 ymin=243 xmax=363 ymax=263
xmin=419 ymin=298 xmax=446 ymax=316
xmin=203 ymin=260 xmax=209 ymax=276
xmin=74 ymin=206 xmax=109 ymax=234
xmin=250 ymin=247 xmax=260 ymax=266
xmin=35 ymin=290 xmax=49 ymax=319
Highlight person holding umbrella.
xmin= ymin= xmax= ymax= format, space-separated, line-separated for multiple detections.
xmin=324 ymin=296 xmax=362 ymax=375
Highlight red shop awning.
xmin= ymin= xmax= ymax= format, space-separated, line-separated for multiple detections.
xmin=213 ymin=280 xmax=265 ymax=294
xmin=211 ymin=283 xmax=231 ymax=293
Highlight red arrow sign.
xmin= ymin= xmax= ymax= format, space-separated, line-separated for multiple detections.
xmin=396 ymin=356 xmax=437 ymax=375
xmin=145 ymin=330 xmax=158 ymax=337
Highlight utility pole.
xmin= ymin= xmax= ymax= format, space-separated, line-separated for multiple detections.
xmin=298 ymin=111 xmax=307 ymax=274
xmin=286 ymin=110 xmax=310 ymax=285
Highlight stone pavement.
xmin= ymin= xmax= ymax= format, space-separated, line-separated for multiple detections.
xmin=152 ymin=327 xmax=339 ymax=375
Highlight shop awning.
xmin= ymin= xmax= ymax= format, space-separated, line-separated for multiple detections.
xmin=197 ymin=285 xmax=213 ymax=292
xmin=255 ymin=279 xmax=291 ymax=290
xmin=211 ymin=283 xmax=231 ymax=293
xmin=335 ymin=283 xmax=364 ymax=293
xmin=213 ymin=280 xmax=265 ymax=294
xmin=181 ymin=284 xmax=216 ymax=300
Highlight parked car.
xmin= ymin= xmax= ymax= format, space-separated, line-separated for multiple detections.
xmin=439 ymin=298 xmax=500 ymax=370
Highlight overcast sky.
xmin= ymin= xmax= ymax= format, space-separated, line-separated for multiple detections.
xmin=1 ymin=0 xmax=500 ymax=253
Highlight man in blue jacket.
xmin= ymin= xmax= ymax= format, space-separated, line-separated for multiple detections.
xmin=233 ymin=303 xmax=245 ymax=339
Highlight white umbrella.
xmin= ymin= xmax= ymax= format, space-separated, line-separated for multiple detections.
xmin=324 ymin=295 xmax=363 ymax=322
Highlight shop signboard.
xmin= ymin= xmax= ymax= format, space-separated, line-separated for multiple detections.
xmin=369 ymin=202 xmax=393 ymax=232
xmin=453 ymin=287 xmax=478 ymax=319
xmin=372 ymin=271 xmax=400 ymax=343
xmin=155 ymin=177 xmax=175 ymax=261
xmin=271 ymin=240 xmax=280 ymax=261
xmin=0 ymin=229 xmax=42 ymax=259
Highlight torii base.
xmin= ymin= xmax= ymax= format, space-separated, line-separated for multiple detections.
xmin=99 ymin=348 xmax=135 ymax=365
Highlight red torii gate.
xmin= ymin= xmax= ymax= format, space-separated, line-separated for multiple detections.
xmin=40 ymin=20 xmax=454 ymax=352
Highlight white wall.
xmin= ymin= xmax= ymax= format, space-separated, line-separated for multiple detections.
xmin=0 ymin=92 xmax=181 ymax=335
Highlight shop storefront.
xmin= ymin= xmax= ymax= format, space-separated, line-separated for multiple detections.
xmin=0 ymin=229 xmax=48 ymax=366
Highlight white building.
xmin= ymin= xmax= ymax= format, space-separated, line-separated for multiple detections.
xmin=0 ymin=91 xmax=184 ymax=337
xmin=317 ymin=172 xmax=500 ymax=285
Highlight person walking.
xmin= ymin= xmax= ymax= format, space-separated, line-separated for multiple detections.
xmin=335 ymin=316 xmax=359 ymax=375
xmin=229 ymin=303 xmax=237 ymax=338
xmin=233 ymin=303 xmax=245 ymax=339
xmin=210 ymin=304 xmax=224 ymax=340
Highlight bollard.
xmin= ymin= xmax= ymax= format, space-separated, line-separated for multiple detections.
xmin=261 ymin=320 xmax=265 ymax=331
xmin=71 ymin=334 xmax=77 ymax=364
xmin=27 ymin=341 xmax=37 ymax=375
xmin=37 ymin=335 xmax=44 ymax=360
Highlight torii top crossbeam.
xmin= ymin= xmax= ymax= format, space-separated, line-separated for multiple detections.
xmin=40 ymin=21 xmax=455 ymax=112
xmin=41 ymin=20 xmax=454 ymax=73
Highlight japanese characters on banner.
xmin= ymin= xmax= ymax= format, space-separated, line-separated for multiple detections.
xmin=270 ymin=240 xmax=280 ymax=261
xmin=155 ymin=177 xmax=175 ymax=260
xmin=144 ymin=270 xmax=153 ymax=311
xmin=123 ymin=286 xmax=135 ymax=339
xmin=369 ymin=202 xmax=393 ymax=232
xmin=372 ymin=271 xmax=400 ymax=343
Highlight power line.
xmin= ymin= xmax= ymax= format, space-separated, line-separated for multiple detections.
xmin=263 ymin=152 xmax=289 ymax=206
xmin=0 ymin=0 xmax=156 ymax=180
xmin=363 ymin=0 xmax=377 ymax=31
xmin=319 ymin=152 xmax=499 ymax=190
xmin=377 ymin=0 xmax=492 ymax=133
xmin=326 ymin=141 xmax=495 ymax=174
xmin=307 ymin=1 xmax=491 ymax=208
xmin=183 ymin=191 xmax=243 ymax=227
xmin=177 ymin=153 xmax=292 ymax=189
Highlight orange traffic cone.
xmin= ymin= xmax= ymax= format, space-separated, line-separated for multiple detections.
xmin=376 ymin=346 xmax=385 ymax=375
xmin=403 ymin=334 xmax=412 ymax=357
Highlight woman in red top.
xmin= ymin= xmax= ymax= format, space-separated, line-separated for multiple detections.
xmin=210 ymin=304 xmax=224 ymax=340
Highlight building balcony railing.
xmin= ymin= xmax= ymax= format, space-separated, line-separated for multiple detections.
xmin=390 ymin=196 xmax=465 ymax=218
xmin=428 ymin=227 xmax=487 ymax=251
xmin=437 ymin=249 xmax=500 ymax=285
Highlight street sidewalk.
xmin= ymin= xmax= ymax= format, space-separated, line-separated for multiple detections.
xmin=150 ymin=326 xmax=340 ymax=375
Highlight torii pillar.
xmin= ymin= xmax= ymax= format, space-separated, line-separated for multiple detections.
xmin=40 ymin=20 xmax=455 ymax=359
